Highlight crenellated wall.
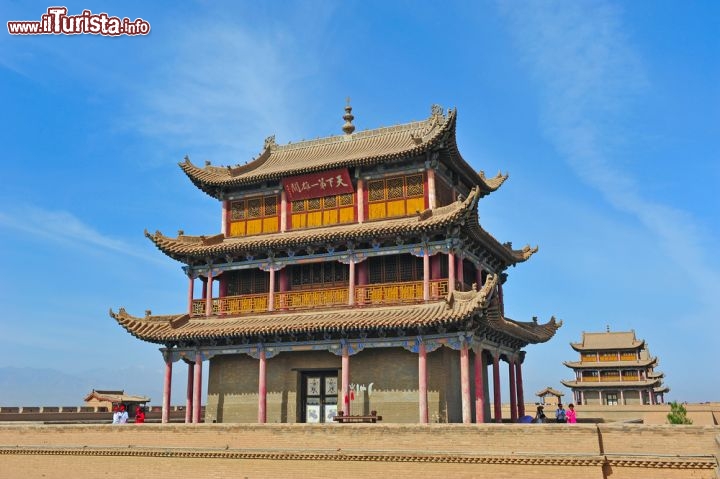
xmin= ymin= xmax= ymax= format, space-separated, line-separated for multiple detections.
xmin=0 ymin=423 xmax=717 ymax=479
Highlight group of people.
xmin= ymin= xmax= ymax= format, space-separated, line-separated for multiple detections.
xmin=533 ymin=403 xmax=576 ymax=423
xmin=111 ymin=404 xmax=146 ymax=424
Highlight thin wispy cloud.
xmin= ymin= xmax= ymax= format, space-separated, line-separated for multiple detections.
xmin=499 ymin=1 xmax=720 ymax=313
xmin=123 ymin=9 xmax=334 ymax=166
xmin=0 ymin=205 xmax=164 ymax=265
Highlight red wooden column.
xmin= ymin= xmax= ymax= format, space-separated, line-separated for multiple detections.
xmin=422 ymin=251 xmax=430 ymax=301
xmin=341 ymin=345 xmax=350 ymax=416
xmin=475 ymin=266 xmax=483 ymax=290
xmin=258 ymin=349 xmax=267 ymax=423
xmin=474 ymin=348 xmax=485 ymax=423
xmin=185 ymin=361 xmax=194 ymax=423
xmin=492 ymin=351 xmax=502 ymax=423
xmin=516 ymin=355 xmax=525 ymax=417
xmin=427 ymin=168 xmax=436 ymax=209
xmin=460 ymin=342 xmax=471 ymax=423
xmin=357 ymin=178 xmax=365 ymax=223
xmin=222 ymin=200 xmax=228 ymax=236
xmin=456 ymin=254 xmax=464 ymax=291
xmin=187 ymin=276 xmax=195 ymax=314
xmin=279 ymin=268 xmax=288 ymax=309
xmin=448 ymin=251 xmax=456 ymax=292
xmin=508 ymin=355 xmax=517 ymax=421
xmin=418 ymin=341 xmax=428 ymax=424
xmin=268 ymin=268 xmax=276 ymax=312
xmin=162 ymin=355 xmax=172 ymax=424
xmin=205 ymin=271 xmax=213 ymax=317
xmin=280 ymin=190 xmax=288 ymax=232
xmin=348 ymin=259 xmax=356 ymax=306
xmin=192 ymin=352 xmax=202 ymax=423
xmin=357 ymin=261 xmax=368 ymax=306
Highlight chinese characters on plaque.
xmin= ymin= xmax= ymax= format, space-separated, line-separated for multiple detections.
xmin=282 ymin=168 xmax=354 ymax=201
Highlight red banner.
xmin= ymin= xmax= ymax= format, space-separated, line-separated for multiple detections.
xmin=282 ymin=168 xmax=354 ymax=201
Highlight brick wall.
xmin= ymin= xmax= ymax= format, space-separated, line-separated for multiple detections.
xmin=206 ymin=347 xmax=466 ymax=424
xmin=0 ymin=423 xmax=717 ymax=479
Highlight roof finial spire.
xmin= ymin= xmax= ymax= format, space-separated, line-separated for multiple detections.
xmin=342 ymin=97 xmax=355 ymax=135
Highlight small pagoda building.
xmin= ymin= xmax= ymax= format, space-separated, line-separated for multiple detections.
xmin=83 ymin=389 xmax=149 ymax=413
xmin=562 ymin=329 xmax=669 ymax=406
xmin=536 ymin=386 xmax=564 ymax=409
xmin=111 ymin=103 xmax=561 ymax=424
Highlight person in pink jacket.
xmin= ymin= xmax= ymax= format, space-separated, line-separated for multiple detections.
xmin=566 ymin=403 xmax=577 ymax=423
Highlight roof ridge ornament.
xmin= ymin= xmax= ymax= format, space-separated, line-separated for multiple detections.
xmin=264 ymin=134 xmax=277 ymax=150
xmin=342 ymin=97 xmax=355 ymax=135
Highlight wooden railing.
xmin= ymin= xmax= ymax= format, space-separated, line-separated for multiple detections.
xmin=190 ymin=279 xmax=450 ymax=316
xmin=278 ymin=287 xmax=349 ymax=310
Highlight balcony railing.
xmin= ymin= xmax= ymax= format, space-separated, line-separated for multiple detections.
xmin=190 ymin=279 xmax=450 ymax=317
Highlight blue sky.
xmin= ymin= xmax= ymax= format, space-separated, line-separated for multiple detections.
xmin=0 ymin=1 xmax=718 ymax=406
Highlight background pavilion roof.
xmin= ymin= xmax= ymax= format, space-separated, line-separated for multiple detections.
xmin=570 ymin=330 xmax=645 ymax=352
xmin=145 ymin=187 xmax=537 ymax=267
xmin=561 ymin=379 xmax=663 ymax=389
xmin=179 ymin=106 xmax=507 ymax=198
xmin=83 ymin=389 xmax=150 ymax=403
xmin=109 ymin=275 xmax=560 ymax=346
xmin=563 ymin=358 xmax=657 ymax=369
xmin=536 ymin=386 xmax=565 ymax=397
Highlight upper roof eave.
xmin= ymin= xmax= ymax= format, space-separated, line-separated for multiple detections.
xmin=179 ymin=107 xmax=505 ymax=199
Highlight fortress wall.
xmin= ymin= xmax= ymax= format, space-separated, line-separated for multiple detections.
xmin=0 ymin=423 xmax=717 ymax=479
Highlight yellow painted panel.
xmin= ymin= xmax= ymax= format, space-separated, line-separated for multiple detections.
xmin=263 ymin=217 xmax=279 ymax=233
xmin=323 ymin=209 xmax=338 ymax=225
xmin=246 ymin=219 xmax=263 ymax=235
xmin=386 ymin=199 xmax=406 ymax=217
xmin=368 ymin=203 xmax=386 ymax=220
xmin=307 ymin=211 xmax=322 ymax=228
xmin=406 ymin=197 xmax=425 ymax=216
xmin=339 ymin=206 xmax=354 ymax=223
xmin=291 ymin=213 xmax=306 ymax=230
xmin=230 ymin=221 xmax=246 ymax=237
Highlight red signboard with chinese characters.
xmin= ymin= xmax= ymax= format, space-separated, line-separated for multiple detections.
xmin=282 ymin=168 xmax=355 ymax=201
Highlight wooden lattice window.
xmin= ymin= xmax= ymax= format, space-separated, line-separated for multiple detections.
xmin=292 ymin=200 xmax=305 ymax=212
xmin=368 ymin=180 xmax=385 ymax=201
xmin=367 ymin=174 xmax=425 ymax=220
xmin=229 ymin=194 xmax=280 ymax=237
xmin=264 ymin=196 xmax=277 ymax=216
xmin=289 ymin=263 xmax=348 ymax=289
xmin=290 ymin=193 xmax=355 ymax=230
xmin=406 ymin=174 xmax=424 ymax=197
xmin=339 ymin=193 xmax=353 ymax=206
xmin=599 ymin=352 xmax=617 ymax=362
xmin=367 ymin=255 xmax=423 ymax=284
xmin=324 ymin=195 xmax=337 ymax=208
xmin=246 ymin=198 xmax=262 ymax=218
xmin=387 ymin=177 xmax=404 ymax=199
xmin=308 ymin=198 xmax=321 ymax=211
xmin=226 ymin=270 xmax=269 ymax=296
xmin=582 ymin=353 xmax=597 ymax=362
xmin=230 ymin=202 xmax=246 ymax=221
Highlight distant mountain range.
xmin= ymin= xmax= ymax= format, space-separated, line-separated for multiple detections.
xmin=0 ymin=366 xmax=165 ymax=406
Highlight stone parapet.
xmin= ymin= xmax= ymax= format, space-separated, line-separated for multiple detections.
xmin=0 ymin=423 xmax=717 ymax=478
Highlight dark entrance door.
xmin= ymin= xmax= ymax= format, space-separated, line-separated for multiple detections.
xmin=300 ymin=370 xmax=339 ymax=423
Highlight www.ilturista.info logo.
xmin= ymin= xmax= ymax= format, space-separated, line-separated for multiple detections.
xmin=7 ymin=7 xmax=150 ymax=36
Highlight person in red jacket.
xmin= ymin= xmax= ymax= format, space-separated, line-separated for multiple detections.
xmin=135 ymin=405 xmax=146 ymax=424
